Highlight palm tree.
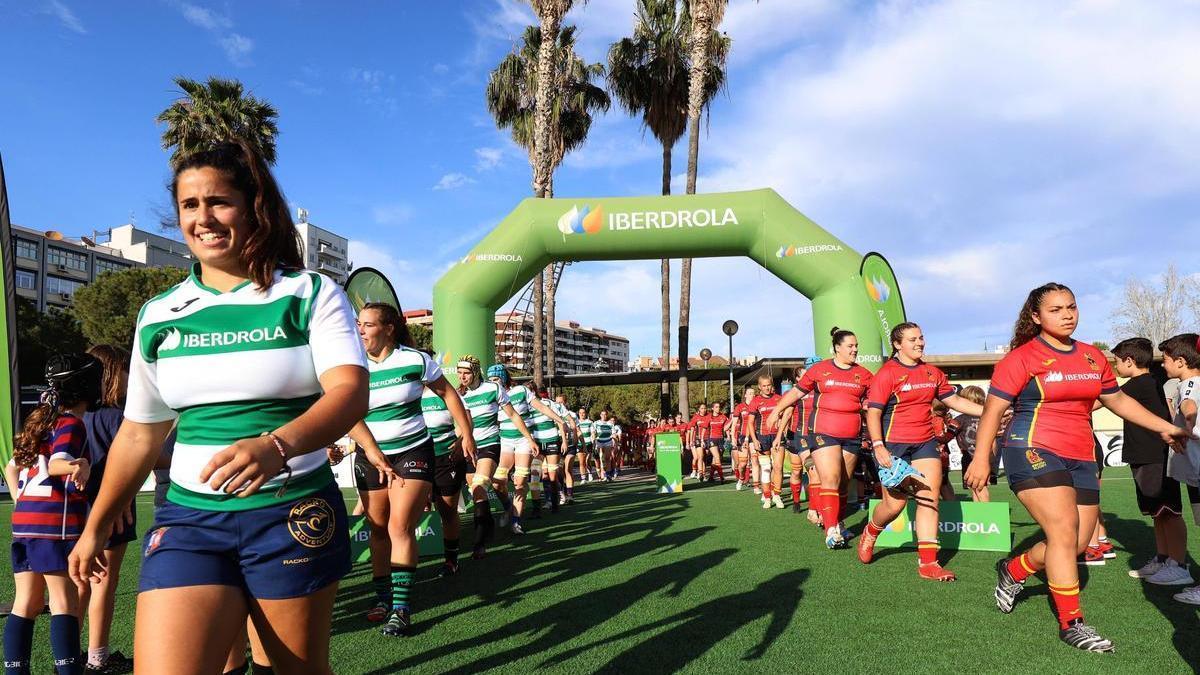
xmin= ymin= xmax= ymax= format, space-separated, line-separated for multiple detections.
xmin=157 ymin=76 xmax=280 ymax=167
xmin=487 ymin=24 xmax=610 ymax=387
xmin=608 ymin=0 xmax=728 ymax=416
xmin=677 ymin=0 xmax=735 ymax=416
xmin=528 ymin=0 xmax=583 ymax=199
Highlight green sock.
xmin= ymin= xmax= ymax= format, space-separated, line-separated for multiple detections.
xmin=391 ymin=566 xmax=415 ymax=611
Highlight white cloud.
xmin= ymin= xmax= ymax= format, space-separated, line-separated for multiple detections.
xmin=371 ymin=204 xmax=415 ymax=226
xmin=177 ymin=2 xmax=231 ymax=30
xmin=474 ymin=147 xmax=504 ymax=171
xmin=433 ymin=173 xmax=476 ymax=191
xmin=218 ymin=34 xmax=254 ymax=66
xmin=44 ymin=0 xmax=85 ymax=34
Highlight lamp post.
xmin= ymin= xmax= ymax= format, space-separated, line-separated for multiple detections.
xmin=699 ymin=348 xmax=711 ymax=403
xmin=722 ymin=320 xmax=738 ymax=414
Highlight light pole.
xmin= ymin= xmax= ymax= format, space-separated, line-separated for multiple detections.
xmin=722 ymin=320 xmax=738 ymax=415
xmin=699 ymin=348 xmax=711 ymax=403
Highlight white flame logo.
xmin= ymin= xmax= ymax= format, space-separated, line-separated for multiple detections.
xmin=159 ymin=328 xmax=182 ymax=352
xmin=557 ymin=206 xmax=580 ymax=235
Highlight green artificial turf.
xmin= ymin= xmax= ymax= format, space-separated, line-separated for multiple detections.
xmin=3 ymin=471 xmax=1199 ymax=673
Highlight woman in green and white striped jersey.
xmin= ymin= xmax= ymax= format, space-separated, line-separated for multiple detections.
xmin=347 ymin=302 xmax=474 ymax=637
xmin=488 ymin=366 xmax=564 ymax=532
xmin=419 ymin=387 xmax=466 ymax=576
xmin=531 ymin=391 xmax=573 ymax=511
xmin=594 ymin=411 xmax=619 ymax=482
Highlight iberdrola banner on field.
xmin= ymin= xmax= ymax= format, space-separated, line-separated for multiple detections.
xmin=859 ymin=252 xmax=907 ymax=359
xmin=869 ymin=499 xmax=1011 ymax=552
xmin=0 ymin=152 xmax=17 ymax=468
xmin=344 ymin=266 xmax=400 ymax=314
xmin=349 ymin=511 xmax=443 ymax=562
xmin=655 ymin=433 xmax=683 ymax=494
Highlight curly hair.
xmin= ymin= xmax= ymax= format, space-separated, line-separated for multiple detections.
xmin=456 ymin=354 xmax=483 ymax=393
xmin=1010 ymin=283 xmax=1073 ymax=350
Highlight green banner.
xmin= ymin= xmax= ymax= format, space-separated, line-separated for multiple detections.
xmin=344 ymin=266 xmax=400 ymax=314
xmin=869 ymin=499 xmax=1011 ymax=552
xmin=859 ymin=252 xmax=907 ymax=358
xmin=348 ymin=511 xmax=444 ymax=563
xmin=655 ymin=432 xmax=683 ymax=494
xmin=0 ymin=153 xmax=15 ymax=467
xmin=433 ymin=189 xmax=897 ymax=372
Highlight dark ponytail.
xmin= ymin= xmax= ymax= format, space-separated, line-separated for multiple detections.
xmin=889 ymin=322 xmax=921 ymax=356
xmin=830 ymin=326 xmax=855 ymax=349
xmin=362 ymin=302 xmax=415 ymax=349
xmin=1011 ymin=283 xmax=1072 ymax=350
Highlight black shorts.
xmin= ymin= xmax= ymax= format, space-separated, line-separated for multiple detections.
xmin=355 ymin=441 xmax=435 ymax=491
xmin=474 ymin=443 xmax=501 ymax=464
xmin=960 ymin=452 xmax=998 ymax=488
xmin=811 ymin=434 xmax=860 ymax=454
xmin=433 ymin=452 xmax=467 ymax=497
xmin=564 ymin=442 xmax=578 ymax=457
xmin=1131 ymin=463 xmax=1183 ymax=517
xmin=539 ymin=440 xmax=561 ymax=457
xmin=756 ymin=434 xmax=776 ymax=454
xmin=106 ymin=505 xmax=138 ymax=548
xmin=1002 ymin=445 xmax=1100 ymax=505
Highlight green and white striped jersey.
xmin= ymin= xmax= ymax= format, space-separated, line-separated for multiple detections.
xmin=461 ymin=381 xmax=508 ymax=446
xmin=499 ymin=385 xmax=534 ymax=440
xmin=578 ymin=417 xmax=594 ymax=444
xmin=594 ymin=419 xmax=616 ymax=443
xmin=365 ymin=346 xmax=443 ymax=455
xmin=529 ymin=398 xmax=561 ymax=442
xmin=126 ymin=266 xmax=367 ymax=511
xmin=565 ymin=410 xmax=580 ymax=441
xmin=420 ymin=388 xmax=456 ymax=457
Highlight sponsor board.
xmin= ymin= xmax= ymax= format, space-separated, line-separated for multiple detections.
xmin=559 ymin=204 xmax=740 ymax=235
xmin=775 ymin=243 xmax=844 ymax=258
xmin=870 ymin=499 xmax=1011 ymax=552
xmin=655 ymin=432 xmax=684 ymax=494
xmin=348 ymin=511 xmax=444 ymax=562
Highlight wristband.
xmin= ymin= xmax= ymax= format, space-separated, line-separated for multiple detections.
xmin=871 ymin=440 xmax=885 ymax=448
xmin=264 ymin=432 xmax=289 ymax=461
xmin=263 ymin=432 xmax=294 ymax=498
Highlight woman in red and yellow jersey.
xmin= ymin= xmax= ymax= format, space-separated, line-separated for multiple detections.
xmin=859 ymin=322 xmax=983 ymax=581
xmin=965 ymin=283 xmax=1190 ymax=652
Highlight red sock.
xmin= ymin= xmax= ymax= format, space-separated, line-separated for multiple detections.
xmin=865 ymin=518 xmax=884 ymax=538
xmin=1007 ymin=552 xmax=1038 ymax=583
xmin=1048 ymin=581 xmax=1083 ymax=629
xmin=715 ymin=465 xmax=724 ymax=481
xmin=838 ymin=490 xmax=847 ymax=523
xmin=917 ymin=539 xmax=939 ymax=566
xmin=791 ymin=482 xmax=801 ymax=504
xmin=818 ymin=489 xmax=838 ymax=529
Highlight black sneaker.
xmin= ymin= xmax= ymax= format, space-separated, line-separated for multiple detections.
xmin=381 ymin=608 xmax=411 ymax=637
xmin=85 ymin=651 xmax=134 ymax=674
xmin=1059 ymin=620 xmax=1114 ymax=653
xmin=994 ymin=558 xmax=1025 ymax=614
xmin=792 ymin=502 xmax=803 ymax=514
xmin=436 ymin=561 xmax=459 ymax=578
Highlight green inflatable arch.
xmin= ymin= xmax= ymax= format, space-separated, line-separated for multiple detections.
xmin=432 ymin=188 xmax=905 ymax=376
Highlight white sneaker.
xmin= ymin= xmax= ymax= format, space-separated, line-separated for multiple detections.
xmin=736 ymin=480 xmax=744 ymax=491
xmin=772 ymin=495 xmax=785 ymax=509
xmin=753 ymin=486 xmax=762 ymax=495
xmin=1129 ymin=557 xmax=1165 ymax=578
xmin=690 ymin=471 xmax=698 ymax=479
xmin=761 ymin=497 xmax=771 ymax=509
xmin=1173 ymin=585 xmax=1200 ymax=605
xmin=1147 ymin=559 xmax=1194 ymax=586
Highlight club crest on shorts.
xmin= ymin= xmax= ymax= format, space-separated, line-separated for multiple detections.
xmin=287 ymin=498 xmax=336 ymax=548
xmin=1026 ymin=449 xmax=1047 ymax=471
xmin=145 ymin=526 xmax=169 ymax=557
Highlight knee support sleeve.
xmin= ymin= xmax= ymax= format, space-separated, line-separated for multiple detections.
xmin=513 ymin=467 xmax=531 ymax=478
xmin=494 ymin=466 xmax=510 ymax=480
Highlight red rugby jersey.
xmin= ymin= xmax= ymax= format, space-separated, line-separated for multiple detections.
xmin=736 ymin=402 xmax=755 ymax=437
xmin=990 ymin=337 xmax=1118 ymax=461
xmin=707 ymin=414 xmax=729 ymax=439
xmin=12 ymin=414 xmax=89 ymax=540
xmin=689 ymin=414 xmax=711 ymax=440
xmin=867 ymin=358 xmax=955 ymax=444
xmin=752 ymin=393 xmax=784 ymax=435
xmin=796 ymin=360 xmax=873 ymax=438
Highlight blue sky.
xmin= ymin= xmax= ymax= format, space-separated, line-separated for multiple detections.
xmin=3 ymin=0 xmax=1200 ymax=360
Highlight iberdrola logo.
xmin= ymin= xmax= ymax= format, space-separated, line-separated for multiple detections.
xmin=865 ymin=276 xmax=890 ymax=303
xmin=557 ymin=204 xmax=604 ymax=235
xmin=159 ymin=328 xmax=183 ymax=352
xmin=775 ymin=243 xmax=843 ymax=258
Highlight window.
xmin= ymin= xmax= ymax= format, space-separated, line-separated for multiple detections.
xmin=45 ymin=276 xmax=84 ymax=298
xmin=94 ymin=258 xmax=130 ymax=276
xmin=15 ymin=238 xmax=38 ymax=261
xmin=15 ymin=270 xmax=35 ymax=290
xmin=46 ymin=247 xmax=88 ymax=272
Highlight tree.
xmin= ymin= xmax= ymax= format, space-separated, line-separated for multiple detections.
xmin=676 ymin=0 xmax=737 ymax=416
xmin=409 ymin=323 xmax=434 ymax=353
xmin=15 ymin=298 xmax=87 ymax=389
xmin=71 ymin=267 xmax=189 ymax=350
xmin=487 ymin=23 xmax=610 ymax=387
xmin=608 ymin=0 xmax=728 ymax=414
xmin=1110 ymin=264 xmax=1200 ymax=347
xmin=157 ymin=76 xmax=280 ymax=168
xmin=528 ymin=0 xmax=583 ymax=198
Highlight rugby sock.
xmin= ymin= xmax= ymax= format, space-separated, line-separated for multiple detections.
xmin=372 ymin=575 xmax=390 ymax=606
xmin=390 ymin=566 xmax=415 ymax=611
xmin=3 ymin=613 xmax=34 ymax=675
xmin=917 ymin=540 xmax=939 ymax=566
xmin=48 ymin=614 xmax=80 ymax=675
xmin=1006 ymin=552 xmax=1038 ymax=583
xmin=791 ymin=482 xmax=801 ymax=505
xmin=864 ymin=518 xmax=884 ymax=538
xmin=838 ymin=490 xmax=848 ymax=523
xmin=443 ymin=538 xmax=460 ymax=566
xmin=86 ymin=647 xmax=109 ymax=669
xmin=715 ymin=464 xmax=724 ymax=481
xmin=1048 ymin=582 xmax=1083 ymax=629
xmin=818 ymin=489 xmax=838 ymax=531
xmin=473 ymin=500 xmax=494 ymax=544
